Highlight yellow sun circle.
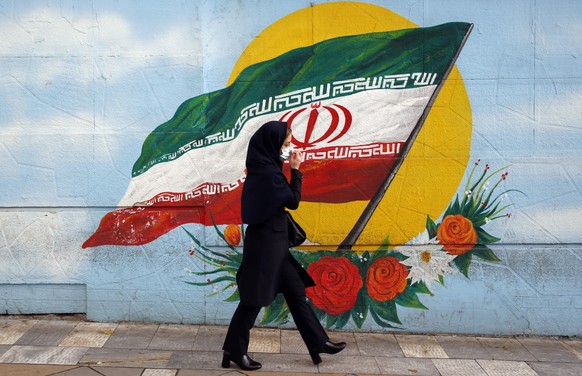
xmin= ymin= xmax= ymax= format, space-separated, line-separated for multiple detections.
xmin=229 ymin=2 xmax=472 ymax=249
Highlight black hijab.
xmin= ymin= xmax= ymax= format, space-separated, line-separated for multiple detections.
xmin=241 ymin=121 xmax=291 ymax=224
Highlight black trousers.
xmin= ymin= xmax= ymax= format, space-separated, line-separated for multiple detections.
xmin=222 ymin=257 xmax=329 ymax=355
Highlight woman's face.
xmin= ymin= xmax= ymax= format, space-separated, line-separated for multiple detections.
xmin=280 ymin=132 xmax=293 ymax=153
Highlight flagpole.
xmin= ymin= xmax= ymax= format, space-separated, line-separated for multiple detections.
xmin=338 ymin=24 xmax=474 ymax=251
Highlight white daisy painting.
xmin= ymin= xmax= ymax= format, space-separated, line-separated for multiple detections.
xmin=396 ymin=231 xmax=457 ymax=288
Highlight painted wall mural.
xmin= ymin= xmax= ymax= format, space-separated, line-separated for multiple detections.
xmin=82 ymin=3 xmax=520 ymax=329
xmin=2 ymin=0 xmax=581 ymax=336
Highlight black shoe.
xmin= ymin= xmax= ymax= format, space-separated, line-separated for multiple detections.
xmin=221 ymin=351 xmax=262 ymax=370
xmin=309 ymin=341 xmax=347 ymax=364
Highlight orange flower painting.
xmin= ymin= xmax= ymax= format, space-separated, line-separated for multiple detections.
xmin=437 ymin=214 xmax=477 ymax=255
xmin=223 ymin=224 xmax=242 ymax=247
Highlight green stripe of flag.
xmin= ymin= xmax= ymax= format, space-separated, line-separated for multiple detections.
xmin=132 ymin=22 xmax=472 ymax=177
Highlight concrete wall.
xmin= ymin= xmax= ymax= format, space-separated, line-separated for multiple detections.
xmin=1 ymin=0 xmax=581 ymax=336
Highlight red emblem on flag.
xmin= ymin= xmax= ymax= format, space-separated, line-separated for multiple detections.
xmin=280 ymin=102 xmax=353 ymax=148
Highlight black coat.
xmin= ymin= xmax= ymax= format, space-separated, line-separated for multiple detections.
xmin=237 ymin=169 xmax=315 ymax=307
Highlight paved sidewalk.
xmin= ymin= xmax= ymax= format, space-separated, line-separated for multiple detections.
xmin=0 ymin=315 xmax=581 ymax=375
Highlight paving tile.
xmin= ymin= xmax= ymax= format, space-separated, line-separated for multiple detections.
xmin=477 ymin=359 xmax=538 ymax=376
xmin=477 ymin=337 xmax=537 ymax=361
xmin=328 ymin=331 xmax=360 ymax=356
xmin=14 ymin=320 xmax=77 ymax=346
xmin=0 ymin=344 xmax=11 ymax=357
xmin=52 ymin=366 xmax=104 ymax=375
xmin=280 ymin=329 xmax=309 ymax=354
xmin=59 ymin=322 xmax=119 ymax=348
xmin=561 ymin=339 xmax=582 ymax=361
xmin=0 ymin=363 xmax=78 ymax=376
xmin=0 ymin=319 xmax=39 ymax=345
xmin=166 ymin=350 xmax=223 ymax=370
xmin=248 ymin=328 xmax=280 ymax=353
xmin=279 ymin=329 xmax=359 ymax=356
xmin=79 ymin=348 xmax=172 ymax=368
xmin=316 ymin=354 xmax=379 ymax=374
xmin=148 ymin=324 xmax=199 ymax=351
xmin=142 ymin=369 xmax=177 ymax=376
xmin=191 ymin=326 xmax=227 ymax=352
xmin=257 ymin=353 xmax=329 ymax=373
xmin=432 ymin=359 xmax=487 ymax=376
xmin=436 ymin=335 xmax=493 ymax=360
xmin=517 ymin=337 xmax=581 ymax=363
xmin=103 ymin=323 xmax=158 ymax=349
xmin=527 ymin=361 xmax=582 ymax=376
xmin=174 ymin=370 xmax=237 ymax=376
xmin=375 ymin=357 xmax=440 ymax=375
xmin=395 ymin=334 xmax=449 ymax=359
xmin=92 ymin=366 xmax=144 ymax=376
xmin=354 ymin=332 xmax=405 ymax=357
xmin=0 ymin=345 xmax=88 ymax=365
xmin=250 ymin=373 xmax=347 ymax=376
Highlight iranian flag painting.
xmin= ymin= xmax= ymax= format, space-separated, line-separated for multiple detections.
xmin=83 ymin=22 xmax=473 ymax=249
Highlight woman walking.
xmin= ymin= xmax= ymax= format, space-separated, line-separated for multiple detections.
xmin=221 ymin=120 xmax=346 ymax=370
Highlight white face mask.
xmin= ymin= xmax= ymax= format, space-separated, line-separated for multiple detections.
xmin=280 ymin=146 xmax=294 ymax=161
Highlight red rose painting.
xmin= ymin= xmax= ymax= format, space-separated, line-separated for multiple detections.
xmin=306 ymin=256 xmax=363 ymax=316
xmin=366 ymin=257 xmax=408 ymax=302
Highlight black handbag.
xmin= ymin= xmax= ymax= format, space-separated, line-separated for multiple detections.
xmin=286 ymin=211 xmax=306 ymax=247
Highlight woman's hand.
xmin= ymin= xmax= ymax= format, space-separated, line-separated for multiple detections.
xmin=289 ymin=150 xmax=305 ymax=170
